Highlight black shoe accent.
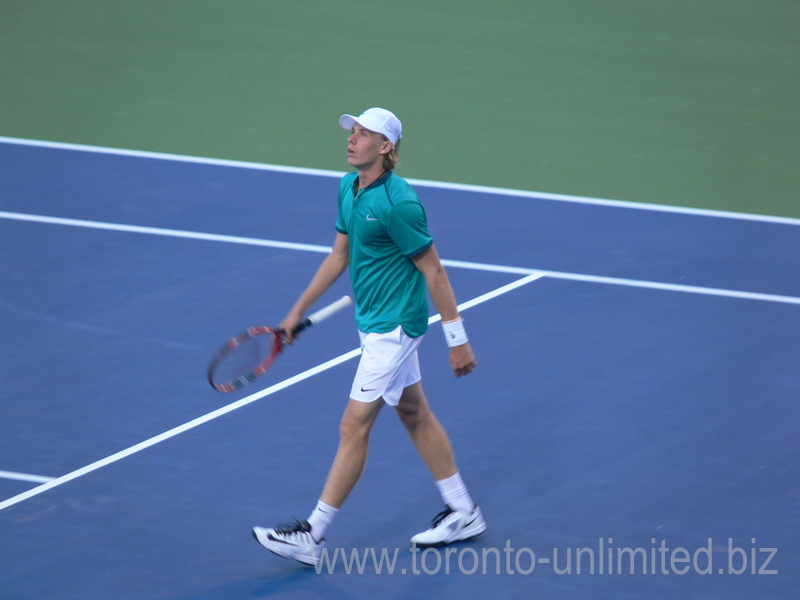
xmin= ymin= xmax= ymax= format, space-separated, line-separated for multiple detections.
xmin=273 ymin=519 xmax=312 ymax=535
xmin=429 ymin=505 xmax=455 ymax=528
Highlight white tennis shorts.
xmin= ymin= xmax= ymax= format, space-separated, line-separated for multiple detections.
xmin=350 ymin=325 xmax=423 ymax=406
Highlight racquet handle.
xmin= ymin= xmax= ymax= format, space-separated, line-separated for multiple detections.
xmin=297 ymin=295 xmax=353 ymax=333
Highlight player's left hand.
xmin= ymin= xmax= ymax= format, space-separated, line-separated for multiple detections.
xmin=449 ymin=343 xmax=477 ymax=377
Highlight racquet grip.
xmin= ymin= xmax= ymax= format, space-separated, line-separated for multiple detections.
xmin=299 ymin=295 xmax=353 ymax=331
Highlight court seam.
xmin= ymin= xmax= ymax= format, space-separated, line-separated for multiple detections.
xmin=2 ymin=136 xmax=798 ymax=226
xmin=2 ymin=210 xmax=799 ymax=306
xmin=0 ymin=274 xmax=543 ymax=512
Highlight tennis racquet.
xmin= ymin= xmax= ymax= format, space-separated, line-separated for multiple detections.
xmin=207 ymin=295 xmax=353 ymax=393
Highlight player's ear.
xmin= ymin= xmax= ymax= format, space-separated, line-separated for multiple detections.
xmin=380 ymin=140 xmax=394 ymax=155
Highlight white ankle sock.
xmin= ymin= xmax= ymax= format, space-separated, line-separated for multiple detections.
xmin=436 ymin=472 xmax=475 ymax=514
xmin=307 ymin=500 xmax=338 ymax=541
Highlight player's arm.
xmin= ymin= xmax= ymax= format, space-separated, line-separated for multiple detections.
xmin=412 ymin=244 xmax=477 ymax=377
xmin=280 ymin=232 xmax=350 ymax=340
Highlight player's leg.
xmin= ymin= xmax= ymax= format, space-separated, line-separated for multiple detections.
xmin=252 ymin=397 xmax=384 ymax=566
xmin=320 ymin=396 xmax=386 ymax=508
xmin=394 ymin=381 xmax=457 ymax=480
xmin=396 ymin=381 xmax=486 ymax=547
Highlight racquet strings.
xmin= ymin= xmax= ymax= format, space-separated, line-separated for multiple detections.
xmin=214 ymin=332 xmax=280 ymax=386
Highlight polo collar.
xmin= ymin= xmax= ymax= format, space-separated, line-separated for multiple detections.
xmin=353 ymin=170 xmax=392 ymax=195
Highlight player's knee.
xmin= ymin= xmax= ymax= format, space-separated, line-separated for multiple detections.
xmin=395 ymin=400 xmax=428 ymax=431
xmin=339 ymin=408 xmax=373 ymax=443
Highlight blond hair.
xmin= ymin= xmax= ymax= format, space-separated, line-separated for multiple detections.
xmin=383 ymin=138 xmax=401 ymax=170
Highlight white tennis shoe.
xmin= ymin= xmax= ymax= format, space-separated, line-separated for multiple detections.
xmin=410 ymin=505 xmax=486 ymax=547
xmin=252 ymin=520 xmax=324 ymax=567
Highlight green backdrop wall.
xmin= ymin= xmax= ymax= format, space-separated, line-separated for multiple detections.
xmin=2 ymin=1 xmax=798 ymax=218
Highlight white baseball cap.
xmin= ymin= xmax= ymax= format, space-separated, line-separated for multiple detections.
xmin=339 ymin=107 xmax=402 ymax=145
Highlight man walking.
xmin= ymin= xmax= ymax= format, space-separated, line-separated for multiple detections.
xmin=252 ymin=108 xmax=485 ymax=566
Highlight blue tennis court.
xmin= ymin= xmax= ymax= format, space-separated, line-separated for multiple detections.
xmin=1 ymin=138 xmax=798 ymax=599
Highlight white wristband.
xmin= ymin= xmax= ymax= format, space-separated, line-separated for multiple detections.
xmin=442 ymin=316 xmax=468 ymax=347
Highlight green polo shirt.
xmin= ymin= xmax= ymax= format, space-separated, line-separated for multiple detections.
xmin=336 ymin=171 xmax=433 ymax=337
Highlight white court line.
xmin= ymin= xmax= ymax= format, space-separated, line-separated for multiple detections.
xmin=533 ymin=269 xmax=800 ymax=305
xmin=0 ymin=273 xmax=540 ymax=512
xmin=2 ymin=211 xmax=798 ymax=305
xmin=444 ymin=260 xmax=800 ymax=305
xmin=0 ymin=211 xmax=332 ymax=254
xmin=2 ymin=135 xmax=799 ymax=226
xmin=0 ymin=470 xmax=56 ymax=484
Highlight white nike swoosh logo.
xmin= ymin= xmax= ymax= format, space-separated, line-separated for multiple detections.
xmin=366 ymin=215 xmax=379 ymax=221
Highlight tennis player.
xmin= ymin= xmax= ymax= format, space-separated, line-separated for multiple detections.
xmin=252 ymin=107 xmax=485 ymax=566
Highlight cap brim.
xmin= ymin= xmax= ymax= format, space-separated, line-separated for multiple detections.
xmin=339 ymin=114 xmax=358 ymax=130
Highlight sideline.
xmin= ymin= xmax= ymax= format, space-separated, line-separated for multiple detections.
xmin=2 ymin=135 xmax=799 ymax=226
xmin=2 ymin=210 xmax=799 ymax=306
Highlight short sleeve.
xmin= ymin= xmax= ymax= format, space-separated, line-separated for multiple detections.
xmin=386 ymin=201 xmax=433 ymax=257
